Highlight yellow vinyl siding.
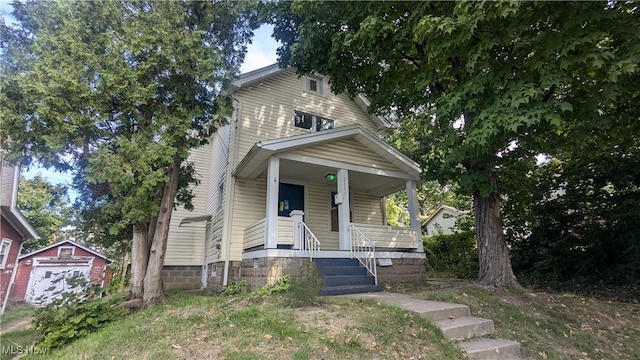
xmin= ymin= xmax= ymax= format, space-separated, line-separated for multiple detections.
xmin=234 ymin=69 xmax=381 ymax=164
xmin=352 ymin=190 xmax=384 ymax=224
xmin=243 ymin=218 xmax=266 ymax=249
xmin=305 ymin=183 xmax=339 ymax=250
xmin=165 ymin=142 xmax=213 ymax=266
xmin=227 ymin=177 xmax=267 ymax=260
xmin=291 ymin=138 xmax=404 ymax=172
xmin=278 ymin=217 xmax=294 ymax=245
xmin=351 ymin=224 xmax=418 ymax=249
xmin=205 ymin=125 xmax=231 ymax=262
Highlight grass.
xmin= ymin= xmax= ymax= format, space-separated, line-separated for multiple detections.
xmin=404 ymin=280 xmax=640 ymax=360
xmin=1 ymin=304 xmax=39 ymax=360
xmin=0 ymin=303 xmax=35 ymax=325
xmin=17 ymin=291 xmax=461 ymax=360
xmin=3 ymin=281 xmax=638 ymax=359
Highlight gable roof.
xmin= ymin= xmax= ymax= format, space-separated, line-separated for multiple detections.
xmin=230 ymin=64 xmax=392 ymax=131
xmin=422 ymin=205 xmax=465 ymax=226
xmin=233 ymin=125 xmax=421 ymax=197
xmin=19 ymin=240 xmax=111 ymax=262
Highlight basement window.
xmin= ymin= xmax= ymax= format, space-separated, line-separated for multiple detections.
xmin=294 ymin=110 xmax=335 ymax=132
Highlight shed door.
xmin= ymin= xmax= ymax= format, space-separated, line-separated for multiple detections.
xmin=26 ymin=265 xmax=90 ymax=305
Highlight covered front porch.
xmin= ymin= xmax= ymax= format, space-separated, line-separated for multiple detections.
xmin=234 ymin=125 xmax=424 ymax=261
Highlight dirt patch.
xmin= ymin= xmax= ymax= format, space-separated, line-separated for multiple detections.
xmin=0 ymin=317 xmax=34 ymax=335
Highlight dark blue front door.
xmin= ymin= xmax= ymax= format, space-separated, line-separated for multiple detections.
xmin=278 ymin=183 xmax=304 ymax=217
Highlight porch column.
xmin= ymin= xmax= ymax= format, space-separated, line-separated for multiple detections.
xmin=406 ymin=180 xmax=424 ymax=252
xmin=337 ymin=168 xmax=351 ymax=250
xmin=265 ymin=156 xmax=279 ymax=249
xmin=290 ymin=210 xmax=304 ymax=250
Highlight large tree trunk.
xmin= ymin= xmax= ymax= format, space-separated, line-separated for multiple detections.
xmin=142 ymin=155 xmax=181 ymax=307
xmin=130 ymin=222 xmax=150 ymax=299
xmin=474 ymin=172 xmax=520 ymax=288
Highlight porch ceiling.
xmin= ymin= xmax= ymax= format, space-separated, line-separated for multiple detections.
xmin=279 ymin=158 xmax=408 ymax=197
xmin=233 ymin=125 xmax=422 ymax=197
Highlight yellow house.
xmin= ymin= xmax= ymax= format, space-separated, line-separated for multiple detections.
xmin=163 ymin=65 xmax=426 ymax=294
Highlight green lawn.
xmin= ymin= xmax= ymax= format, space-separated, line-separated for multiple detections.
xmin=2 ymin=281 xmax=638 ymax=360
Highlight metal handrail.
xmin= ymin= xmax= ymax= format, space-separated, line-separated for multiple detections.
xmin=298 ymin=221 xmax=320 ymax=260
xmin=349 ymin=224 xmax=377 ymax=285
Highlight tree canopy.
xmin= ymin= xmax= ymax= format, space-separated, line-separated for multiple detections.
xmin=270 ymin=0 xmax=639 ymax=287
xmin=1 ymin=0 xmax=260 ymax=305
xmin=17 ymin=173 xmax=75 ymax=253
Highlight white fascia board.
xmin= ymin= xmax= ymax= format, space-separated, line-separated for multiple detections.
xmin=230 ymin=63 xmax=286 ymax=93
xmin=233 ymin=124 xmax=422 ymax=180
xmin=19 ymin=240 xmax=110 ymax=262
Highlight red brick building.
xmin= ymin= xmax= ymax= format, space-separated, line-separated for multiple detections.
xmin=1 ymin=164 xmax=40 ymax=314
xmin=13 ymin=240 xmax=112 ymax=305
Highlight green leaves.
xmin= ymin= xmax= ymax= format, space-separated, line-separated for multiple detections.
xmin=2 ymin=0 xmax=260 ymax=248
xmin=273 ymin=0 xmax=639 ymax=197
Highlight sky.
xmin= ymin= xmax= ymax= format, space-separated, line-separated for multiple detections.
xmin=0 ymin=2 xmax=279 ymax=188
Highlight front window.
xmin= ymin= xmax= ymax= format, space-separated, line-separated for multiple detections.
xmin=294 ymin=110 xmax=335 ymax=132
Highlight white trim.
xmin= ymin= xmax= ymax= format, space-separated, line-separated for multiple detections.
xmin=302 ymin=74 xmax=326 ymax=96
xmin=242 ymin=249 xmax=425 ymax=260
xmin=265 ymin=157 xmax=280 ymax=249
xmin=229 ymin=63 xmax=284 ymax=92
xmin=0 ymin=238 xmax=12 ymax=269
xmin=421 ymin=205 xmax=466 ymax=227
xmin=229 ymin=64 xmax=391 ymax=131
xmin=406 ymin=180 xmax=424 ymax=252
xmin=57 ymin=246 xmax=75 ymax=258
xmin=337 ymin=169 xmax=351 ymax=251
xmin=2 ymin=241 xmax=23 ymax=314
xmin=278 ymin=153 xmax=416 ymax=180
xmin=19 ymin=240 xmax=110 ymax=262
xmin=233 ymin=125 xmax=421 ymax=180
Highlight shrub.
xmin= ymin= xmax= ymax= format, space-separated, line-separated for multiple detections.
xmin=220 ymin=280 xmax=247 ymax=296
xmin=424 ymin=231 xmax=478 ymax=278
xmin=255 ymin=275 xmax=291 ymax=296
xmin=33 ymin=276 xmax=128 ymax=350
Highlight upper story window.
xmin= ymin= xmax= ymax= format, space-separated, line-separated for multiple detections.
xmin=58 ymin=246 xmax=75 ymax=259
xmin=294 ymin=110 xmax=335 ymax=132
xmin=0 ymin=239 xmax=12 ymax=269
xmin=303 ymin=75 xmax=325 ymax=96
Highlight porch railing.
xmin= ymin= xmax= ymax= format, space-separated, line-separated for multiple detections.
xmin=298 ymin=221 xmax=320 ymax=260
xmin=349 ymin=224 xmax=377 ymax=285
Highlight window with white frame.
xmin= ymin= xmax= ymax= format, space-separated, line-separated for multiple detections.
xmin=294 ymin=110 xmax=335 ymax=132
xmin=303 ymin=75 xmax=325 ymax=96
xmin=0 ymin=239 xmax=12 ymax=269
xmin=58 ymin=246 xmax=75 ymax=258
xmin=217 ymin=179 xmax=225 ymax=209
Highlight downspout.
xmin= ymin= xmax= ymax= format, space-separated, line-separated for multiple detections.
xmin=223 ymin=96 xmax=242 ymax=287
xmin=201 ymin=221 xmax=210 ymax=288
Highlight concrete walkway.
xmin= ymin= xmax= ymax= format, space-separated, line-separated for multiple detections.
xmin=341 ymin=292 xmax=523 ymax=360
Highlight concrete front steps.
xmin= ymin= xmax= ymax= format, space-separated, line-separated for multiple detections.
xmin=423 ymin=302 xmax=521 ymax=359
xmin=342 ymin=292 xmax=522 ymax=359
xmin=313 ymin=258 xmax=383 ymax=296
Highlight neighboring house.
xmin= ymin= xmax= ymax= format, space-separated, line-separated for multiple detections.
xmin=12 ymin=240 xmax=112 ymax=305
xmin=423 ymin=205 xmax=465 ymax=236
xmin=163 ymin=64 xmax=426 ymax=293
xmin=0 ymin=163 xmax=40 ymax=314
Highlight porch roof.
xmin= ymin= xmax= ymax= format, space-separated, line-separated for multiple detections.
xmin=233 ymin=125 xmax=422 ymax=197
